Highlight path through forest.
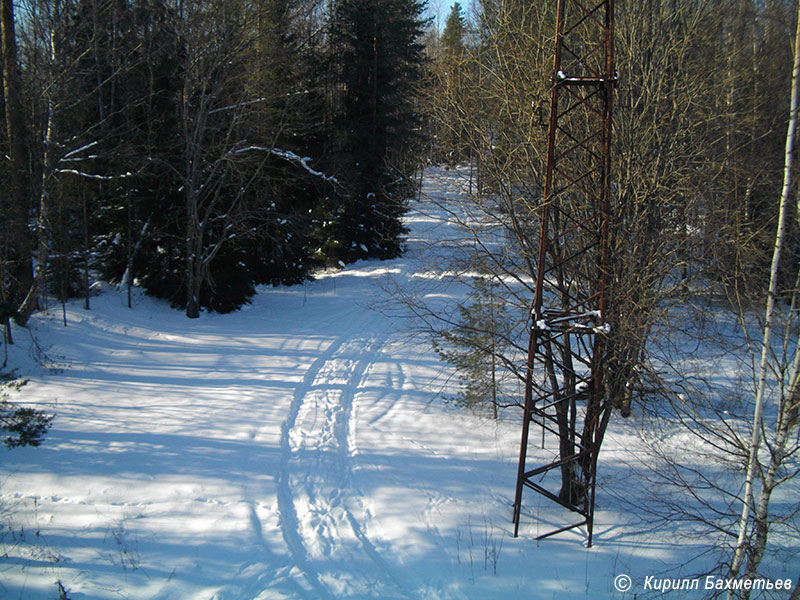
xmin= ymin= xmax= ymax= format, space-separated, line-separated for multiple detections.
xmin=1 ymin=169 xmax=733 ymax=599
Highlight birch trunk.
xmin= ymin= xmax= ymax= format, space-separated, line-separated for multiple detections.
xmin=727 ymin=0 xmax=800 ymax=589
xmin=16 ymin=24 xmax=57 ymax=327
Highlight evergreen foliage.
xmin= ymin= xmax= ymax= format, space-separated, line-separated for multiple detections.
xmin=327 ymin=0 xmax=428 ymax=262
xmin=433 ymin=276 xmax=515 ymax=419
xmin=0 ymin=379 xmax=52 ymax=448
xmin=0 ymin=403 xmax=52 ymax=448
xmin=441 ymin=2 xmax=466 ymax=55
xmin=0 ymin=0 xmax=429 ymax=317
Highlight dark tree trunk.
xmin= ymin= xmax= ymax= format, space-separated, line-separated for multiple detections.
xmin=1 ymin=0 xmax=32 ymax=303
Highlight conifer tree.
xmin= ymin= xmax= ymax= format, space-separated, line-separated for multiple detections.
xmin=441 ymin=1 xmax=465 ymax=56
xmin=242 ymin=0 xmax=333 ymax=288
xmin=1 ymin=392 xmax=52 ymax=448
xmin=433 ymin=275 xmax=515 ymax=419
xmin=327 ymin=0 xmax=428 ymax=262
xmin=431 ymin=0 xmax=472 ymax=165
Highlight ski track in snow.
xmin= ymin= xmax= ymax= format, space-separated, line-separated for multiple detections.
xmin=278 ymin=325 xmax=413 ymax=599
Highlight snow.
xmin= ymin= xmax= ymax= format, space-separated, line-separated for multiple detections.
xmin=1 ymin=168 xmax=797 ymax=599
xmin=54 ymin=169 xmax=133 ymax=181
xmin=233 ymin=146 xmax=338 ymax=183
xmin=59 ymin=141 xmax=100 ymax=161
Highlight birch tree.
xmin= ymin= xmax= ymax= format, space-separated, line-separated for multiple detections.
xmin=727 ymin=1 xmax=800 ymax=593
xmin=7 ymin=0 xmax=143 ymax=325
xmin=14 ymin=0 xmax=61 ymax=327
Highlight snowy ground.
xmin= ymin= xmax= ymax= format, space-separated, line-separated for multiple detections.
xmin=1 ymin=168 xmax=797 ymax=599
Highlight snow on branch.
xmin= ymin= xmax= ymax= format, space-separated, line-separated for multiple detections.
xmin=55 ymin=169 xmax=133 ymax=181
xmin=61 ymin=141 xmax=100 ymax=160
xmin=234 ymin=145 xmax=338 ymax=183
xmin=59 ymin=156 xmax=99 ymax=163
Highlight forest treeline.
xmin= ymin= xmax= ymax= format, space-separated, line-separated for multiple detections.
xmin=1 ymin=0 xmax=426 ymax=321
xmin=3 ymin=0 xmax=796 ymax=327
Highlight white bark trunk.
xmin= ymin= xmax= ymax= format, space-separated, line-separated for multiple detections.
xmin=728 ymin=1 xmax=800 ymax=590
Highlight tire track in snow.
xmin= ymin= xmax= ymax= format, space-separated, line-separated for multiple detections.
xmin=334 ymin=334 xmax=414 ymax=599
xmin=278 ymin=328 xmax=413 ymax=599
xmin=278 ymin=335 xmax=346 ymax=600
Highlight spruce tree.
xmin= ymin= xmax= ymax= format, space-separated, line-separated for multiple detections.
xmin=328 ymin=0 xmax=428 ymax=262
xmin=0 ymin=379 xmax=52 ymax=448
xmin=433 ymin=275 xmax=514 ymax=419
xmin=243 ymin=0 xmax=333 ymax=288
xmin=441 ymin=2 xmax=466 ymax=56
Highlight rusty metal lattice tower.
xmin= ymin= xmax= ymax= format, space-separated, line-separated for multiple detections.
xmin=512 ymin=0 xmax=615 ymax=547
